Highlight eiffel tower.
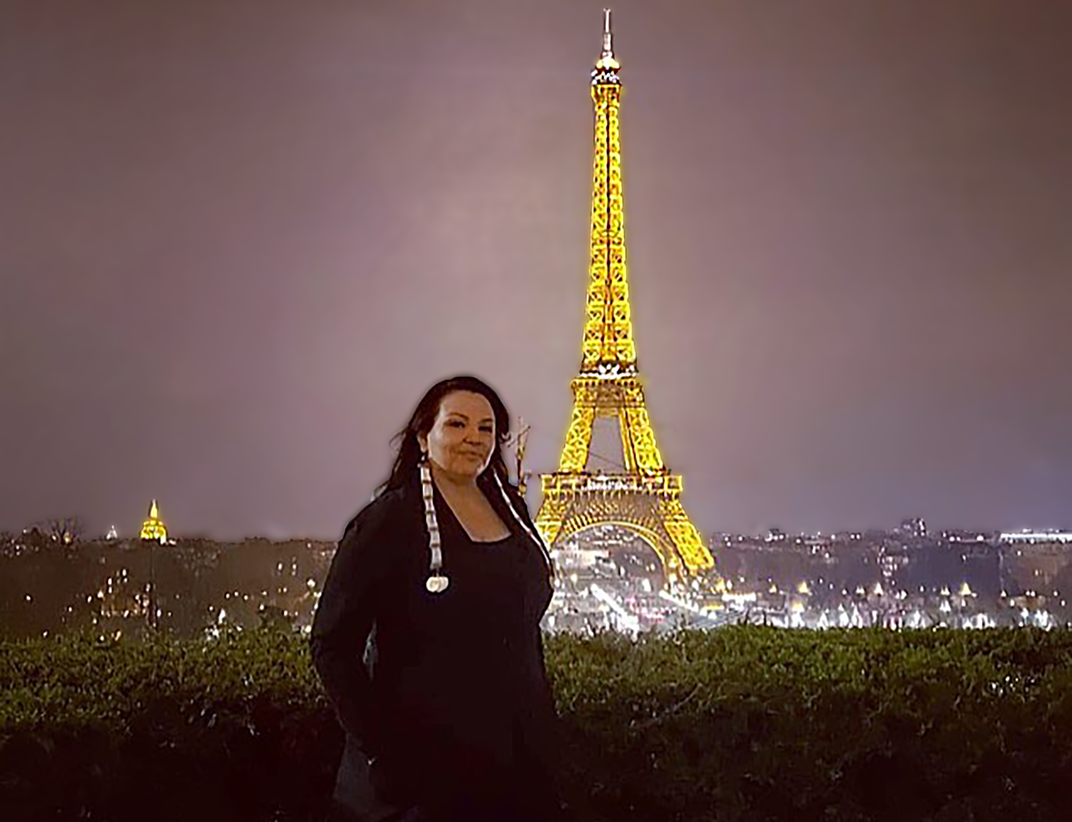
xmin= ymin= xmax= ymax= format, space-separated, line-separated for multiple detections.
xmin=535 ymin=11 xmax=715 ymax=581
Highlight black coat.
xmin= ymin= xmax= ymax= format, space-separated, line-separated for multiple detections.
xmin=311 ymin=472 xmax=560 ymax=818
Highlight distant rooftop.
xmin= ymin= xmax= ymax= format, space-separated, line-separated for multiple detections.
xmin=1000 ymin=529 xmax=1072 ymax=543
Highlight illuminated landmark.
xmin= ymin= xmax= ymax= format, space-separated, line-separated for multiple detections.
xmin=139 ymin=499 xmax=168 ymax=542
xmin=535 ymin=11 xmax=715 ymax=581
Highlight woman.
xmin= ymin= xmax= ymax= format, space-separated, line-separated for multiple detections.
xmin=311 ymin=376 xmax=566 ymax=822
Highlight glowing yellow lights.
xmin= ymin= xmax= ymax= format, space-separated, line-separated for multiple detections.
xmin=139 ymin=499 xmax=168 ymax=542
xmin=535 ymin=13 xmax=715 ymax=581
xmin=581 ymin=58 xmax=633 ymax=369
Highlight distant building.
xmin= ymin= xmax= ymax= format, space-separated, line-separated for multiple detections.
xmin=999 ymin=530 xmax=1072 ymax=596
xmin=899 ymin=517 xmax=927 ymax=538
xmin=139 ymin=500 xmax=168 ymax=543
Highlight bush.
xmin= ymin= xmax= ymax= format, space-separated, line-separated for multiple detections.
xmin=3 ymin=626 xmax=1072 ymax=821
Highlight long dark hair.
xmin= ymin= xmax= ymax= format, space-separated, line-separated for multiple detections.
xmin=379 ymin=375 xmax=512 ymax=494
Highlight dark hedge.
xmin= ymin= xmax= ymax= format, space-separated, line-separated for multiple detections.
xmin=2 ymin=626 xmax=1072 ymax=821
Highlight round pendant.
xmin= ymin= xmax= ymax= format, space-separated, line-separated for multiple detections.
xmin=426 ymin=575 xmax=450 ymax=594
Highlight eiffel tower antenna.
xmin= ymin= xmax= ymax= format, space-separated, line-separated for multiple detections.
xmin=535 ymin=13 xmax=717 ymax=584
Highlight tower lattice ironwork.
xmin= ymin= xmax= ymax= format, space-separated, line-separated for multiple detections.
xmin=535 ymin=11 xmax=715 ymax=580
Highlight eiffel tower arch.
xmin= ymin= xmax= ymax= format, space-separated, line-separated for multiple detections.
xmin=541 ymin=486 xmax=695 ymax=584
xmin=535 ymin=12 xmax=716 ymax=583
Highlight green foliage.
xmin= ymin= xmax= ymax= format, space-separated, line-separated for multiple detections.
xmin=0 ymin=626 xmax=334 ymax=822
xmin=546 ymin=627 xmax=1072 ymax=822
xmin=3 ymin=627 xmax=1072 ymax=821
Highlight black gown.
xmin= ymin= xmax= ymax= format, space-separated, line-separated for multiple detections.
xmin=311 ymin=473 xmax=564 ymax=822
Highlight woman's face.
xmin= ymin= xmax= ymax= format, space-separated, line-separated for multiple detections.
xmin=419 ymin=390 xmax=496 ymax=481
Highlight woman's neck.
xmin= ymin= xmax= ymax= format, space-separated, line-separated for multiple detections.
xmin=429 ymin=460 xmax=481 ymax=492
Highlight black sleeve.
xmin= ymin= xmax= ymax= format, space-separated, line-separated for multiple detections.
xmin=310 ymin=495 xmax=398 ymax=751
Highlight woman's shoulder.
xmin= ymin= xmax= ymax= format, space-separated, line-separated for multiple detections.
xmin=340 ymin=483 xmax=417 ymax=543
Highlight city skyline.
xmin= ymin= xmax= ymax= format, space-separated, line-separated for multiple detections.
xmin=3 ymin=1 xmax=1071 ymax=539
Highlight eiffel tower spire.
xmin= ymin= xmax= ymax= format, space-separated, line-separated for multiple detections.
xmin=535 ymin=13 xmax=716 ymax=580
xmin=583 ymin=7 xmax=633 ymax=373
xmin=599 ymin=8 xmax=616 ymax=67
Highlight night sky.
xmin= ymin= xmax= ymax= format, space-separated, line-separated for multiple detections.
xmin=3 ymin=1 xmax=1071 ymax=539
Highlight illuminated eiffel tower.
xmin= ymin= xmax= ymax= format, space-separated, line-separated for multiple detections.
xmin=535 ymin=11 xmax=715 ymax=581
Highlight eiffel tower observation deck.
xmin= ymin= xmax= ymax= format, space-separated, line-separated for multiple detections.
xmin=535 ymin=11 xmax=717 ymax=582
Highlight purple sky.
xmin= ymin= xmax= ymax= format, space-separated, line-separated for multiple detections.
xmin=2 ymin=0 xmax=1071 ymax=539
